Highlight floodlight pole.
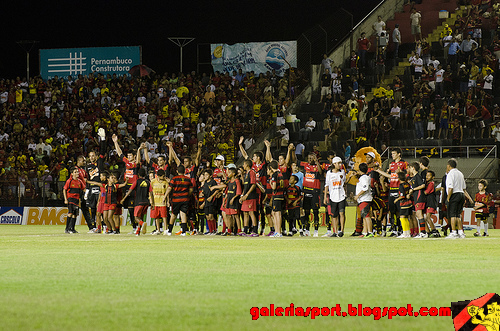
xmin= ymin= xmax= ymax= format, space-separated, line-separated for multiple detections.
xmin=16 ymin=40 xmax=39 ymax=83
xmin=168 ymin=37 xmax=195 ymax=73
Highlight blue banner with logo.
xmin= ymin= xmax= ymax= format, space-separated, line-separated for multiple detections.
xmin=40 ymin=46 xmax=141 ymax=80
xmin=0 ymin=207 xmax=24 ymax=225
xmin=210 ymin=41 xmax=297 ymax=76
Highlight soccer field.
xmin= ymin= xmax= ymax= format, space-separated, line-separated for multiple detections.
xmin=1 ymin=226 xmax=498 ymax=330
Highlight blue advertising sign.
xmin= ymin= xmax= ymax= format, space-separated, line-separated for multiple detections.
xmin=0 ymin=207 xmax=24 ymax=225
xmin=40 ymin=46 xmax=141 ymax=79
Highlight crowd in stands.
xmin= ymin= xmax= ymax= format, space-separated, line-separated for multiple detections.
xmin=316 ymin=2 xmax=500 ymax=153
xmin=0 ymin=68 xmax=295 ymax=204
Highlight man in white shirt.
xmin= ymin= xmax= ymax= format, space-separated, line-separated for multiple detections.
xmin=277 ymin=125 xmax=289 ymax=150
xmin=324 ymin=156 xmax=347 ymax=237
xmin=139 ymin=112 xmax=149 ymax=124
xmin=299 ymin=116 xmax=316 ymax=141
xmin=392 ymin=24 xmax=401 ymax=58
xmin=136 ymin=119 xmax=146 ymax=138
xmin=483 ymin=69 xmax=494 ymax=94
xmin=435 ymin=64 xmax=445 ymax=96
xmin=445 ymin=159 xmax=473 ymax=239
xmin=354 ymin=163 xmax=373 ymax=237
xmin=413 ymin=53 xmax=423 ymax=80
xmin=390 ymin=103 xmax=401 ymax=130
xmin=410 ymin=8 xmax=422 ymax=42
xmin=372 ymin=16 xmax=386 ymax=47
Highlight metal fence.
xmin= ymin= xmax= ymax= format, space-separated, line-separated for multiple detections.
xmin=297 ymin=11 xmax=354 ymax=80
xmin=0 ymin=177 xmax=66 ymax=207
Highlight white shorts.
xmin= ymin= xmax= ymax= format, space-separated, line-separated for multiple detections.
xmin=332 ymin=85 xmax=342 ymax=94
xmin=468 ymin=80 xmax=476 ymax=88
xmin=427 ymin=122 xmax=436 ymax=131
xmin=321 ymin=86 xmax=331 ymax=96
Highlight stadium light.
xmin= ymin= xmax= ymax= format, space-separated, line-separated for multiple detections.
xmin=16 ymin=40 xmax=39 ymax=83
xmin=168 ymin=37 xmax=195 ymax=73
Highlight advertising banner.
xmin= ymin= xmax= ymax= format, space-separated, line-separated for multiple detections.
xmin=210 ymin=41 xmax=297 ymax=76
xmin=40 ymin=46 xmax=141 ymax=80
xmin=0 ymin=207 xmax=24 ymax=225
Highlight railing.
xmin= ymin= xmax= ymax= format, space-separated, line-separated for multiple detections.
xmin=0 ymin=177 xmax=65 ymax=207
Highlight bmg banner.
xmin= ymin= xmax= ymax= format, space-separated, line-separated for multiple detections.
xmin=40 ymin=46 xmax=141 ymax=79
xmin=211 ymin=41 xmax=297 ymax=77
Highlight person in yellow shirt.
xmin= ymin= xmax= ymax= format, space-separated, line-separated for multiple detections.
xmin=191 ymin=108 xmax=200 ymax=124
xmin=181 ymin=101 xmax=190 ymax=120
xmin=349 ymin=103 xmax=358 ymax=140
xmin=158 ymin=123 xmax=166 ymax=137
xmin=177 ymin=84 xmax=189 ymax=99
xmin=440 ymin=24 xmax=452 ymax=39
xmin=15 ymin=87 xmax=23 ymax=103
xmin=373 ymin=83 xmax=388 ymax=99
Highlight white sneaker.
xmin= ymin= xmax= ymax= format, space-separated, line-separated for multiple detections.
xmin=313 ymin=230 xmax=319 ymax=237
xmin=273 ymin=233 xmax=283 ymax=237
xmin=458 ymin=233 xmax=466 ymax=239
xmin=152 ymin=230 xmax=161 ymax=235
xmin=304 ymin=230 xmax=310 ymax=237
xmin=414 ymin=232 xmax=428 ymax=239
xmin=397 ymin=233 xmax=410 ymax=238
xmin=322 ymin=230 xmax=332 ymax=237
xmin=165 ymin=231 xmax=172 ymax=236
xmin=129 ymin=228 xmax=137 ymax=234
xmin=446 ymin=232 xmax=459 ymax=239
xmin=180 ymin=233 xmax=186 ymax=236
xmin=88 ymin=228 xmax=97 ymax=234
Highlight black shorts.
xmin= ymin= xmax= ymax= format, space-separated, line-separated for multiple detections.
xmin=330 ymin=199 xmax=346 ymax=218
xmin=448 ymin=192 xmax=465 ymax=218
xmin=172 ymin=201 xmax=189 ymax=215
xmin=303 ymin=189 xmax=320 ymax=210
xmin=389 ymin=195 xmax=400 ymax=215
xmin=87 ymin=191 xmax=100 ymax=208
xmin=272 ymin=199 xmax=284 ymax=212
xmin=68 ymin=204 xmax=80 ymax=216
xmin=265 ymin=205 xmax=272 ymax=215
xmin=123 ymin=190 xmax=135 ymax=209
xmin=204 ymin=204 xmax=216 ymax=216
xmin=475 ymin=212 xmax=488 ymax=221
xmin=287 ymin=208 xmax=300 ymax=220
xmin=400 ymin=206 xmax=412 ymax=217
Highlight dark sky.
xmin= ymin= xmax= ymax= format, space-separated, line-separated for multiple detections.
xmin=0 ymin=0 xmax=380 ymax=78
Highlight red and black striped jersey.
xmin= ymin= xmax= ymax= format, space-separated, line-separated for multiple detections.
xmin=75 ymin=166 xmax=87 ymax=188
xmin=213 ymin=167 xmax=227 ymax=185
xmin=475 ymin=192 xmax=490 ymax=214
xmin=184 ymin=165 xmax=198 ymax=188
xmin=170 ymin=175 xmax=192 ymax=203
xmin=286 ymin=185 xmax=302 ymax=209
xmin=252 ymin=161 xmax=267 ymax=187
xmin=270 ymin=171 xmax=285 ymax=200
xmin=64 ymin=178 xmax=85 ymax=206
xmin=104 ymin=184 xmax=120 ymax=205
xmin=150 ymin=161 xmax=170 ymax=178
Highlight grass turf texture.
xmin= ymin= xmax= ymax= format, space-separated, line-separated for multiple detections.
xmin=1 ymin=226 xmax=499 ymax=330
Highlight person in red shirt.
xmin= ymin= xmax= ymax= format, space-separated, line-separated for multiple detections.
xmin=88 ymin=173 xmax=129 ymax=234
xmin=165 ymin=165 xmax=193 ymax=236
xmin=357 ymin=32 xmax=371 ymax=69
xmin=112 ymin=134 xmax=141 ymax=232
xmin=474 ymin=179 xmax=490 ymax=237
xmin=300 ymin=152 xmax=324 ymax=237
xmin=63 ymin=167 xmax=86 ymax=234
xmin=75 ymin=155 xmax=95 ymax=232
xmin=121 ymin=168 xmax=153 ymax=236
xmin=239 ymin=159 xmax=259 ymax=236
xmin=375 ymin=148 xmax=408 ymax=236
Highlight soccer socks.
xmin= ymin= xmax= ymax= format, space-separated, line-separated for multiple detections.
xmin=355 ymin=218 xmax=363 ymax=233
xmin=128 ymin=208 xmax=137 ymax=228
xmin=181 ymin=223 xmax=188 ymax=233
xmin=400 ymin=217 xmax=410 ymax=235
xmin=168 ymin=224 xmax=174 ymax=233
xmin=65 ymin=215 xmax=71 ymax=232
xmin=418 ymin=218 xmax=426 ymax=233
xmin=483 ymin=221 xmax=489 ymax=234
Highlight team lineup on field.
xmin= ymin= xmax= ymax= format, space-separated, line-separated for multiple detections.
xmin=62 ymin=128 xmax=491 ymax=238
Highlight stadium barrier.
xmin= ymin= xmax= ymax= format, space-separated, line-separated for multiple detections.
xmin=1 ymin=206 xmax=498 ymax=229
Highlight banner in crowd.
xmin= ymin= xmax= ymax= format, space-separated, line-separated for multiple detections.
xmin=0 ymin=207 xmax=24 ymax=225
xmin=210 ymin=41 xmax=297 ymax=76
xmin=40 ymin=46 xmax=141 ymax=80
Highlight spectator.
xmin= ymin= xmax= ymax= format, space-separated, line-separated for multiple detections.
xmin=372 ymin=16 xmax=386 ymax=47
xmin=319 ymin=68 xmax=332 ymax=103
xmin=357 ymin=32 xmax=371 ymax=69
xmin=298 ymin=116 xmax=316 ymax=141
xmin=295 ymin=141 xmax=305 ymax=161
xmin=410 ymin=8 xmax=422 ymax=42
xmin=392 ymin=24 xmax=401 ymax=58
xmin=321 ymin=54 xmax=333 ymax=74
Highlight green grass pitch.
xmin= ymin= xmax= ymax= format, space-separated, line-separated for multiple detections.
xmin=1 ymin=225 xmax=499 ymax=330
